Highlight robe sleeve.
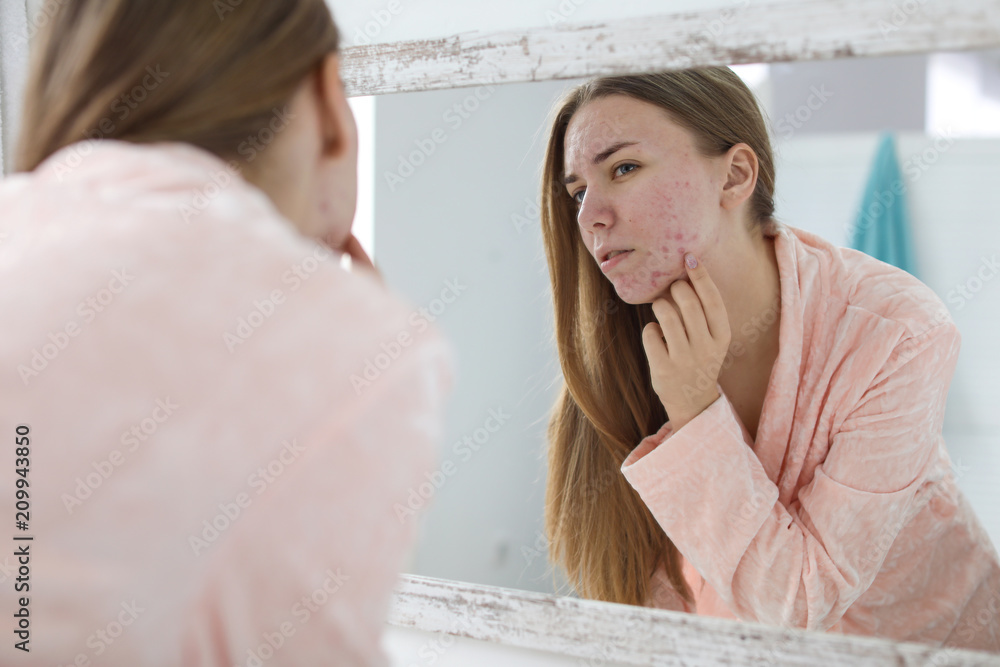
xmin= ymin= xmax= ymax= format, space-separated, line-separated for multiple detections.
xmin=620 ymin=323 xmax=961 ymax=630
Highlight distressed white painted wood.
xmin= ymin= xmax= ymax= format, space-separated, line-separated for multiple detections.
xmin=383 ymin=625 xmax=637 ymax=667
xmin=340 ymin=0 xmax=1000 ymax=96
xmin=388 ymin=574 xmax=1000 ymax=666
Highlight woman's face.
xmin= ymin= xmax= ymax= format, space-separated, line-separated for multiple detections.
xmin=266 ymin=54 xmax=359 ymax=245
xmin=562 ymin=94 xmax=726 ymax=304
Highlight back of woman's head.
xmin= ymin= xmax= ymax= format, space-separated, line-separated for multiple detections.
xmin=539 ymin=67 xmax=775 ymax=607
xmin=15 ymin=0 xmax=339 ymax=173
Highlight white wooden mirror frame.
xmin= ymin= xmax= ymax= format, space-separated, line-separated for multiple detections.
xmin=341 ymin=0 xmax=1000 ymax=664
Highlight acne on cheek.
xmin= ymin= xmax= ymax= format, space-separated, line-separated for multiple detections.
xmin=647 ymin=234 xmax=695 ymax=290
xmin=659 ymin=234 xmax=694 ymax=259
xmin=621 ymin=179 xmax=703 ymax=296
xmin=649 ymin=179 xmax=700 ymax=241
xmin=640 ymin=246 xmax=670 ymax=290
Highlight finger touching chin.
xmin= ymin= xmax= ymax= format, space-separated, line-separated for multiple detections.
xmin=317 ymin=229 xmax=349 ymax=253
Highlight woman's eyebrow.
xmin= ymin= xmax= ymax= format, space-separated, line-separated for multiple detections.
xmin=562 ymin=140 xmax=639 ymax=185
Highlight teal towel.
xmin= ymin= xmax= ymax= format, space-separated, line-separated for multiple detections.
xmin=849 ymin=132 xmax=918 ymax=279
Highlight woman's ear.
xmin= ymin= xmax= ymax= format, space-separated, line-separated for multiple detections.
xmin=720 ymin=143 xmax=758 ymax=212
xmin=316 ymin=52 xmax=355 ymax=159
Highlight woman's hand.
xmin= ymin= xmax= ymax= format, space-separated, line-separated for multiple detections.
xmin=641 ymin=253 xmax=731 ymax=431
xmin=321 ymin=231 xmax=383 ymax=286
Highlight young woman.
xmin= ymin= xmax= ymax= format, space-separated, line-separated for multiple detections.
xmin=0 ymin=1 xmax=453 ymax=664
xmin=540 ymin=67 xmax=1000 ymax=652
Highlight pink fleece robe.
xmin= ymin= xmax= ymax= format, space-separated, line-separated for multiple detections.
xmin=0 ymin=139 xmax=455 ymax=665
xmin=622 ymin=222 xmax=1000 ymax=653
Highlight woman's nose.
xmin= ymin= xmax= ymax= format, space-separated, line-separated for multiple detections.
xmin=576 ymin=188 xmax=613 ymax=233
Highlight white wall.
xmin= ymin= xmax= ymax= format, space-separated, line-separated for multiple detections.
xmin=373 ymin=77 xmax=581 ymax=593
xmin=769 ymin=54 xmax=927 ymax=133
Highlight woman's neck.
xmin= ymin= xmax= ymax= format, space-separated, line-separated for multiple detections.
xmin=716 ymin=225 xmax=782 ymax=371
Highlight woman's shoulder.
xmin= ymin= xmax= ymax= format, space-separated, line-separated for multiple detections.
xmin=0 ymin=139 xmax=455 ymax=394
xmin=777 ymin=221 xmax=956 ymax=341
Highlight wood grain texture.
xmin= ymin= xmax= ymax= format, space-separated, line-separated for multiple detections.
xmin=388 ymin=574 xmax=1000 ymax=666
xmin=340 ymin=0 xmax=1000 ymax=96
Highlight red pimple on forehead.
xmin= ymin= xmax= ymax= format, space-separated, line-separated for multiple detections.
xmin=674 ymin=232 xmax=683 ymax=240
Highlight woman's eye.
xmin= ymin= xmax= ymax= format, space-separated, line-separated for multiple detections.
xmin=569 ymin=164 xmax=636 ymax=206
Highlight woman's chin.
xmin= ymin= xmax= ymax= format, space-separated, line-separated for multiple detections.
xmin=607 ymin=259 xmax=680 ymax=305
xmin=614 ymin=277 xmax=684 ymax=305
xmin=612 ymin=284 xmax=659 ymax=306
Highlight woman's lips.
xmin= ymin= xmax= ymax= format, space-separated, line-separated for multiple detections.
xmin=600 ymin=249 xmax=633 ymax=272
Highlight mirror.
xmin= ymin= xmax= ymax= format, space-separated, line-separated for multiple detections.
xmin=363 ymin=48 xmax=1000 ymax=606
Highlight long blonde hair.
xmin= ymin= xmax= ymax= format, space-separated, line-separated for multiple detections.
xmin=540 ymin=67 xmax=776 ymax=607
xmin=15 ymin=0 xmax=339 ymax=172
